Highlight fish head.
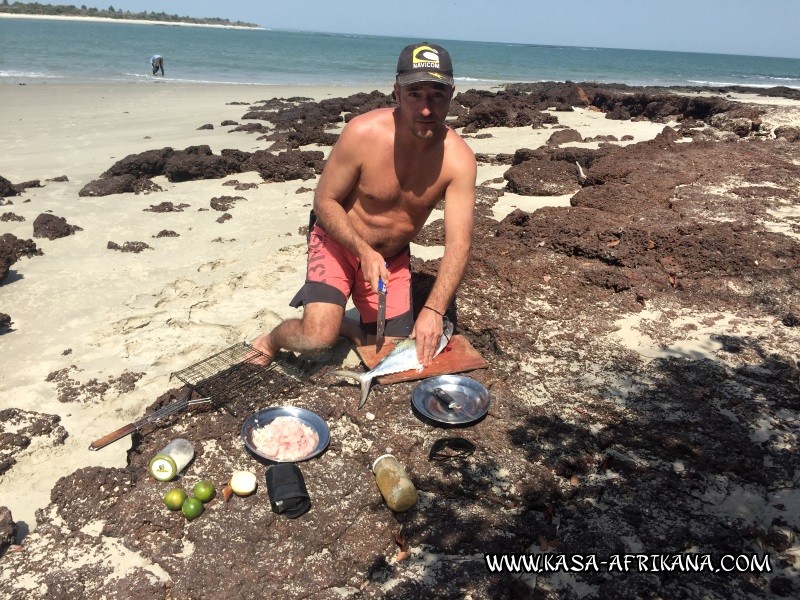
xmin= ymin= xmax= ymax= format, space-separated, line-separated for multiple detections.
xmin=434 ymin=317 xmax=455 ymax=356
xmin=442 ymin=317 xmax=454 ymax=341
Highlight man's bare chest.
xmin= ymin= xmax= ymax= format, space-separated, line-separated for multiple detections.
xmin=357 ymin=160 xmax=448 ymax=209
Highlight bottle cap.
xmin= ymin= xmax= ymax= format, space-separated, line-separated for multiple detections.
xmin=372 ymin=453 xmax=395 ymax=473
xmin=148 ymin=453 xmax=177 ymax=481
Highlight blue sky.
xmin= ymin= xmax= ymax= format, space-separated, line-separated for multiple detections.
xmin=25 ymin=1 xmax=800 ymax=59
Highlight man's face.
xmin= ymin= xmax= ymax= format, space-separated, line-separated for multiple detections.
xmin=394 ymin=81 xmax=454 ymax=140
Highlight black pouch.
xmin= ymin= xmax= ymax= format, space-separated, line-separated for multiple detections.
xmin=265 ymin=463 xmax=311 ymax=518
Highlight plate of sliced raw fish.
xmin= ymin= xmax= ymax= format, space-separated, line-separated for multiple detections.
xmin=241 ymin=406 xmax=330 ymax=462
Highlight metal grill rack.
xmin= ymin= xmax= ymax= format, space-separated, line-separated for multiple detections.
xmin=170 ymin=343 xmax=326 ymax=416
xmin=171 ymin=343 xmax=262 ymax=386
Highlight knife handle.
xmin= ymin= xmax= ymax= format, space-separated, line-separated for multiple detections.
xmin=378 ymin=261 xmax=388 ymax=293
xmin=89 ymin=423 xmax=137 ymax=451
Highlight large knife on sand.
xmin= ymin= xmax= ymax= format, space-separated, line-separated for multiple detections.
xmin=375 ymin=275 xmax=387 ymax=351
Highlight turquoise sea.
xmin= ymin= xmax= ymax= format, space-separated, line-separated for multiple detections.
xmin=2 ymin=17 xmax=800 ymax=89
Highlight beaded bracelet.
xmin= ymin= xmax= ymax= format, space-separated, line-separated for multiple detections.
xmin=423 ymin=305 xmax=444 ymax=317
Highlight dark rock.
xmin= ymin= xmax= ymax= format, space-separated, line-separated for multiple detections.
xmin=584 ymin=134 xmax=619 ymax=143
xmin=107 ymin=241 xmax=152 ymax=253
xmin=0 ymin=233 xmax=42 ymax=282
xmin=153 ymin=230 xmax=179 ymax=238
xmin=475 ymin=153 xmax=514 ymax=165
xmin=710 ymin=114 xmax=756 ymax=137
xmin=220 ymin=120 xmax=238 ymax=126
xmin=210 ymin=196 xmax=245 ymax=212
xmin=476 ymin=185 xmax=503 ymax=207
xmin=547 ymin=128 xmax=583 ymax=146
xmin=0 ymin=313 xmax=10 ymax=332
xmin=45 ymin=175 xmax=69 ymax=182
xmin=12 ymin=180 xmax=42 ymax=193
xmin=244 ymin=149 xmax=325 ymax=182
xmin=197 ymin=123 xmax=214 ymax=130
xmin=231 ymin=122 xmax=271 ymax=134
xmin=0 ymin=174 xmax=18 ymax=198
xmin=0 ymin=507 xmax=16 ymax=555
xmin=286 ymin=127 xmax=339 ymax=148
xmin=774 ymin=125 xmax=800 ymax=142
xmin=0 ymin=408 xmax=66 ymax=477
xmin=102 ymin=148 xmax=174 ymax=180
xmin=33 ymin=213 xmax=81 ymax=240
xmin=0 ymin=212 xmax=25 ymax=222
xmin=220 ymin=148 xmax=252 ymax=163
xmin=78 ymin=175 xmax=162 ymax=197
xmin=504 ymin=155 xmax=582 ymax=196
xmin=163 ymin=146 xmax=243 ymax=182
xmin=143 ymin=202 xmax=189 ymax=213
xmin=453 ymin=93 xmax=559 ymax=133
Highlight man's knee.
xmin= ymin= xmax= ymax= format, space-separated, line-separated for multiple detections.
xmin=300 ymin=314 xmax=341 ymax=350
xmin=304 ymin=325 xmax=340 ymax=350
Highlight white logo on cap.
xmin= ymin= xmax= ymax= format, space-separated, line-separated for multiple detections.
xmin=412 ymin=45 xmax=440 ymax=69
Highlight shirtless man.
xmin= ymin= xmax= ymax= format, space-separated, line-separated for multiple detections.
xmin=252 ymin=42 xmax=476 ymax=367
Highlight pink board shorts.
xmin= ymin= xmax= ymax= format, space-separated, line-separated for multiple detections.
xmin=289 ymin=223 xmax=413 ymax=336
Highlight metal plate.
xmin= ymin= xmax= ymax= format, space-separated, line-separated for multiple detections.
xmin=241 ymin=406 xmax=330 ymax=462
xmin=412 ymin=375 xmax=490 ymax=425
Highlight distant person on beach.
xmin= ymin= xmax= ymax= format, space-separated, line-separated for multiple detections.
xmin=251 ymin=42 xmax=476 ymax=367
xmin=150 ymin=55 xmax=164 ymax=76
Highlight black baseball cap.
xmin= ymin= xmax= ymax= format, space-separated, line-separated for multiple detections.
xmin=396 ymin=42 xmax=454 ymax=87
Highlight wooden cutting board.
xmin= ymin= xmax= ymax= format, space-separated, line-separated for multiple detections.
xmin=355 ymin=335 xmax=488 ymax=385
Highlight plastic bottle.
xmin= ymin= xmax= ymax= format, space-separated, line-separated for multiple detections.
xmin=372 ymin=454 xmax=417 ymax=512
xmin=148 ymin=438 xmax=194 ymax=481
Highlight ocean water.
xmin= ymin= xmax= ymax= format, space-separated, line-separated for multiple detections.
xmin=2 ymin=17 xmax=800 ymax=90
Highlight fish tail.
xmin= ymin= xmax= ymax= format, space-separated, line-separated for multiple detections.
xmin=358 ymin=376 xmax=374 ymax=409
xmin=333 ymin=370 xmax=374 ymax=409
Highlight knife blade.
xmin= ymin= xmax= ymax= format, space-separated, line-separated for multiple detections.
xmin=375 ymin=275 xmax=387 ymax=351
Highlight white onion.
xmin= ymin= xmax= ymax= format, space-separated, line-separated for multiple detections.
xmin=230 ymin=470 xmax=257 ymax=496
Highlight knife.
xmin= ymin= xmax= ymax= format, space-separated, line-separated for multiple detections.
xmin=375 ymin=274 xmax=387 ymax=351
xmin=88 ymin=389 xmax=210 ymax=450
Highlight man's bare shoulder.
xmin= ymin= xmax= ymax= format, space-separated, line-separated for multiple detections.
xmin=341 ymin=107 xmax=395 ymax=138
xmin=446 ymin=127 xmax=477 ymax=163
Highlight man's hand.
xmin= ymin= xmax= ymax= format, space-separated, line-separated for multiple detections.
xmin=411 ymin=307 xmax=444 ymax=366
xmin=360 ymin=250 xmax=390 ymax=294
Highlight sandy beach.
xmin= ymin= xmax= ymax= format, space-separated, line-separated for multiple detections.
xmin=0 ymin=13 xmax=262 ymax=30
xmin=1 ymin=80 xmax=799 ymax=598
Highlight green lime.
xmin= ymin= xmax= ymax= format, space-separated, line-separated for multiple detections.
xmin=163 ymin=488 xmax=187 ymax=511
xmin=193 ymin=480 xmax=216 ymax=503
xmin=182 ymin=497 xmax=204 ymax=520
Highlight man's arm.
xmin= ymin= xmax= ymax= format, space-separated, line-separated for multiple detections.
xmin=413 ymin=138 xmax=477 ymax=364
xmin=312 ymin=115 xmax=389 ymax=292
